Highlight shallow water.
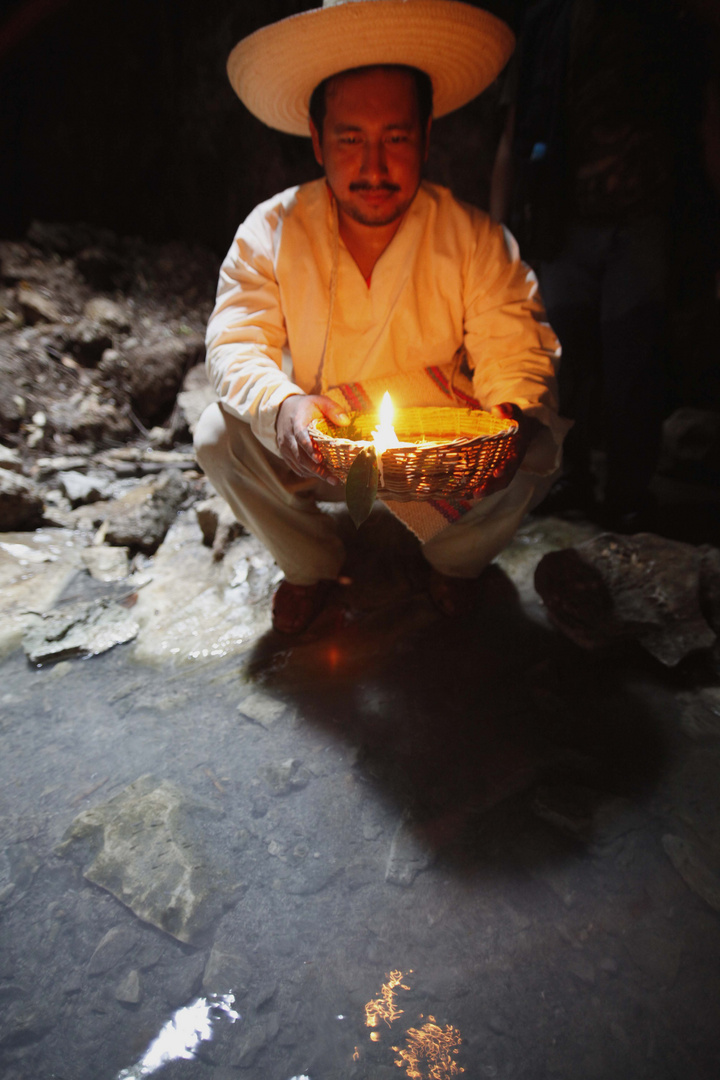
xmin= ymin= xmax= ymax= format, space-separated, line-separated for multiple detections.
xmin=1 ymin=509 xmax=720 ymax=1080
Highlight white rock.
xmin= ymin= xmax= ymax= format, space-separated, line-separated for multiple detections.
xmin=22 ymin=595 xmax=139 ymax=663
xmin=0 ymin=528 xmax=85 ymax=658
xmin=58 ymin=469 xmax=108 ymax=507
xmin=80 ymin=545 xmax=130 ymax=581
xmin=17 ymin=286 xmax=61 ymax=324
xmin=83 ymin=297 xmax=130 ymax=330
xmin=237 ymin=692 xmax=288 ymax=729
xmin=0 ymin=445 xmax=23 ymax=474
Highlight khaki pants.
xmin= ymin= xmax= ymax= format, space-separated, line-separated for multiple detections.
xmin=194 ymin=403 xmax=554 ymax=586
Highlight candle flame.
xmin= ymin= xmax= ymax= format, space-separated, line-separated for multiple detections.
xmin=371 ymin=392 xmax=401 ymax=455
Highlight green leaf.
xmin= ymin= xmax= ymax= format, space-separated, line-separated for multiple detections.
xmin=345 ymin=446 xmax=378 ymax=528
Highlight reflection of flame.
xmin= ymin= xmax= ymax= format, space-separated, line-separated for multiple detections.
xmin=393 ymin=1016 xmax=464 ymax=1079
xmin=364 ymin=969 xmax=410 ymax=1032
xmin=371 ymin=392 xmax=402 ymax=456
xmin=358 ymin=972 xmax=464 ymax=1078
xmin=327 ymin=644 xmax=340 ymax=670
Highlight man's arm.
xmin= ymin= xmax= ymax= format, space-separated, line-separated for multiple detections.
xmin=463 ymin=213 xmax=569 ymax=486
xmin=205 ymin=199 xmax=348 ymax=477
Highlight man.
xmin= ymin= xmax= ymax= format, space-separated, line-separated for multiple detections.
xmin=195 ymin=0 xmax=568 ymax=634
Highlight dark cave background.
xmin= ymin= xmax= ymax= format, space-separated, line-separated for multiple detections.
xmin=1 ymin=0 xmax=720 ymax=411
xmin=0 ymin=0 xmax=516 ymax=253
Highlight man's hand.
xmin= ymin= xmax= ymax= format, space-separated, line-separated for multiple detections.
xmin=472 ymin=402 xmax=541 ymax=499
xmin=276 ymin=394 xmax=351 ymax=483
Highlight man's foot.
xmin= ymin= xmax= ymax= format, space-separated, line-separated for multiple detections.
xmin=271 ymin=578 xmax=333 ymax=635
xmin=428 ymin=569 xmax=479 ymax=617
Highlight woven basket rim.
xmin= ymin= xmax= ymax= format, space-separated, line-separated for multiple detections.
xmin=308 ymin=406 xmax=519 ymax=501
xmin=309 ymin=405 xmax=518 ymax=451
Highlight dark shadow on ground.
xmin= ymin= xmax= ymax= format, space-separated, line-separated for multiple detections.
xmin=244 ymin=507 xmax=670 ymax=873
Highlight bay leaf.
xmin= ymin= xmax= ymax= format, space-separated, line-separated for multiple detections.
xmin=345 ymin=446 xmax=378 ymax=528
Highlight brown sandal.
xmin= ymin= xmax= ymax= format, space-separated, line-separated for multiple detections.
xmin=271 ymin=579 xmax=333 ymax=635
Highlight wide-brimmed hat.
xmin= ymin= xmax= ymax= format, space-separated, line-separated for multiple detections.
xmin=227 ymin=0 xmax=515 ymax=137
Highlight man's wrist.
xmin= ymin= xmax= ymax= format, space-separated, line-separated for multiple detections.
xmin=275 ymin=392 xmax=303 ymax=431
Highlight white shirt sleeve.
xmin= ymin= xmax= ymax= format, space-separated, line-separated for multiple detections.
xmin=464 ymin=217 xmax=570 ymax=474
xmin=205 ymin=198 xmax=305 ymax=456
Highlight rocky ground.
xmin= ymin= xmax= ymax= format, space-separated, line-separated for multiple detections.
xmin=1 ymin=225 xmax=720 ymax=1080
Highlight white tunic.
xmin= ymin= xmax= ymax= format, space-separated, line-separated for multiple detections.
xmin=206 ymin=178 xmax=565 ymax=482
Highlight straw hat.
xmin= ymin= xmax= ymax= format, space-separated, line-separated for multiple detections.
xmin=227 ymin=0 xmax=515 ymax=137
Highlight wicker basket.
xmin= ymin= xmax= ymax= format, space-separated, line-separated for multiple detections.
xmin=309 ymin=406 xmax=518 ymax=501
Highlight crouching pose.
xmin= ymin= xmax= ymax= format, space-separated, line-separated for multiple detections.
xmin=196 ymin=0 xmax=569 ymax=633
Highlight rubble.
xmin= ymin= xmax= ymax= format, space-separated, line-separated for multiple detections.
xmin=125 ymin=335 xmax=205 ymax=426
xmin=0 ymin=469 xmax=45 ymax=530
xmin=100 ymin=469 xmax=189 ymax=554
xmin=22 ymin=594 xmax=140 ymax=664
xmin=0 ymin=444 xmax=23 ymax=472
xmin=114 ymin=970 xmax=143 ymax=1005
xmin=58 ymin=775 xmax=238 ymax=945
xmin=534 ymin=532 xmax=720 ymax=666
xmin=57 ymin=469 xmax=109 ymax=507
xmin=202 ymin=944 xmax=253 ymax=996
xmin=0 ymin=223 xmax=216 ymax=455
xmin=15 ymin=285 xmax=62 ymax=325
xmin=83 ymin=297 xmax=131 ymax=331
xmin=196 ymin=494 xmax=244 ymax=559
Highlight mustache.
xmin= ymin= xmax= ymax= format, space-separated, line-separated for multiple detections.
xmin=349 ymin=181 xmax=401 ymax=193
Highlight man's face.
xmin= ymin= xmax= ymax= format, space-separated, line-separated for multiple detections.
xmin=310 ymin=67 xmax=431 ymax=230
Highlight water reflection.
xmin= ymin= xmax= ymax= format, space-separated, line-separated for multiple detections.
xmin=115 ymin=993 xmax=240 ymax=1079
xmin=356 ymin=971 xmax=464 ymax=1078
xmin=113 ymin=972 xmax=463 ymax=1079
xmin=364 ymin=968 xmax=411 ymax=1032
xmin=393 ymin=1017 xmax=464 ymax=1078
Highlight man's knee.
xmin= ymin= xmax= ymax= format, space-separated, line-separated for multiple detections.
xmin=194 ymin=402 xmax=230 ymax=477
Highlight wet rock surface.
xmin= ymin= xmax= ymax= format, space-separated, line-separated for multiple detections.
xmin=1 ymin=222 xmax=720 ymax=1079
xmin=100 ymin=469 xmax=190 ymax=555
xmin=22 ymin=593 xmax=140 ymax=664
xmin=1 ymin=501 xmax=720 ymax=1080
xmin=59 ymin=775 xmax=238 ymax=945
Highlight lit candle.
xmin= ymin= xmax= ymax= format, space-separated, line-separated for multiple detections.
xmin=371 ymin=392 xmax=402 ymax=455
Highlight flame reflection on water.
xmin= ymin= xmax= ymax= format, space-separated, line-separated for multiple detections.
xmin=115 ymin=969 xmax=461 ymax=1079
xmin=393 ymin=1016 xmax=464 ymax=1079
xmin=364 ymin=968 xmax=411 ymax=1030
xmin=357 ymin=971 xmax=464 ymax=1078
